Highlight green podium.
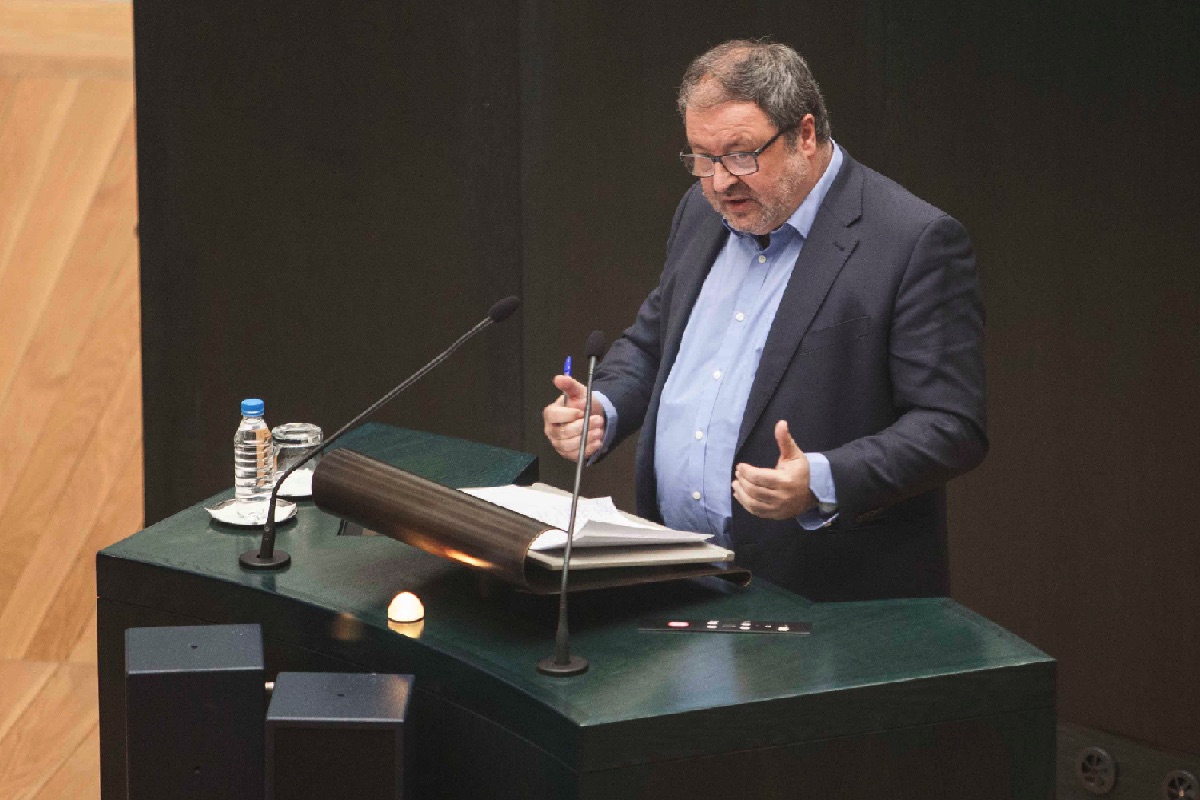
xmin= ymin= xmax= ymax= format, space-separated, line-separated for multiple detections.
xmin=98 ymin=425 xmax=1054 ymax=799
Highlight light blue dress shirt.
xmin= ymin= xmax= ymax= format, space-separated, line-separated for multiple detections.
xmin=597 ymin=144 xmax=844 ymax=541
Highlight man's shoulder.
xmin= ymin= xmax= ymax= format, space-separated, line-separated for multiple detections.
xmin=847 ymin=154 xmax=956 ymax=231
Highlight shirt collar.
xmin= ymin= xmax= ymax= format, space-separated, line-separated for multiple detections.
xmin=725 ymin=140 xmax=844 ymax=243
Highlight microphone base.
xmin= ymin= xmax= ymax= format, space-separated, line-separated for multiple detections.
xmin=536 ymin=654 xmax=588 ymax=677
xmin=239 ymin=549 xmax=291 ymax=570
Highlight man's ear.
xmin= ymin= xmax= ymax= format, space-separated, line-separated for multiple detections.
xmin=797 ymin=114 xmax=818 ymax=155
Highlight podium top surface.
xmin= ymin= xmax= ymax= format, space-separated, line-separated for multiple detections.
xmin=100 ymin=425 xmax=1053 ymax=772
xmin=324 ymin=422 xmax=538 ymax=488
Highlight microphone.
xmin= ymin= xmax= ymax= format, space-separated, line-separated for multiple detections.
xmin=537 ymin=329 xmax=607 ymax=677
xmin=239 ymin=295 xmax=522 ymax=570
xmin=488 ymin=296 xmax=520 ymax=323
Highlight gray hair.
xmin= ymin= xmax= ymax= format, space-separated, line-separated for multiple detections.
xmin=678 ymin=40 xmax=831 ymax=143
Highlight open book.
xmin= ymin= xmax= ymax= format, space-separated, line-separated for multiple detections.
xmin=314 ymin=447 xmax=750 ymax=592
xmin=461 ymin=484 xmax=734 ymax=570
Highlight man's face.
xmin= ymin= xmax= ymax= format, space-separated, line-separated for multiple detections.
xmin=684 ymin=101 xmax=815 ymax=236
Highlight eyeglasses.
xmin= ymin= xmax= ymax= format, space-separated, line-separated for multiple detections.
xmin=679 ymin=126 xmax=793 ymax=178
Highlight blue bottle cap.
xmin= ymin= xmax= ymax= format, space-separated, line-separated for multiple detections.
xmin=241 ymin=398 xmax=265 ymax=416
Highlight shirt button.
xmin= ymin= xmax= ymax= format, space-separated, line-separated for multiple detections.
xmin=757 ymin=254 xmax=767 ymax=263
xmin=735 ymin=312 xmax=746 ymax=322
xmin=694 ymin=430 xmax=704 ymax=440
xmin=712 ymin=370 xmax=722 ymax=380
xmin=692 ymin=491 xmax=702 ymax=500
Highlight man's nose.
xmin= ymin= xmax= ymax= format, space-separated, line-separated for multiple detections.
xmin=711 ymin=161 xmax=740 ymax=193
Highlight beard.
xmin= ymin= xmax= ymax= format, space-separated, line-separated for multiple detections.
xmin=702 ymin=156 xmax=810 ymax=236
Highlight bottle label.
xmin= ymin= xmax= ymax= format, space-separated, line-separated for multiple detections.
xmin=255 ymin=427 xmax=273 ymax=482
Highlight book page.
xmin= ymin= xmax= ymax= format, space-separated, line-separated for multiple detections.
xmin=525 ymin=542 xmax=734 ymax=570
xmin=461 ymin=485 xmax=713 ymax=551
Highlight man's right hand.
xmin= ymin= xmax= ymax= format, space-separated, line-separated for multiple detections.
xmin=542 ymin=374 xmax=606 ymax=461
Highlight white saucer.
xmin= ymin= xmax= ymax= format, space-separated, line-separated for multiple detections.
xmin=276 ymin=470 xmax=313 ymax=499
xmin=206 ymin=497 xmax=298 ymax=527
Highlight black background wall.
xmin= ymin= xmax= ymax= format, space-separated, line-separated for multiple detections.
xmin=136 ymin=0 xmax=1198 ymax=767
xmin=135 ymin=1 xmax=524 ymax=523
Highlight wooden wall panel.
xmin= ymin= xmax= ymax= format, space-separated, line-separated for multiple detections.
xmin=0 ymin=355 xmax=141 ymax=658
xmin=0 ymin=9 xmax=137 ymax=660
xmin=0 ymin=3 xmax=134 ymax=797
xmin=0 ymin=126 xmax=137 ymax=521
xmin=0 ymin=662 xmax=98 ymax=799
xmin=0 ymin=661 xmax=53 ymax=743
xmin=30 ymin=726 xmax=100 ymax=800
xmin=0 ymin=76 xmax=76 ymax=285
xmin=0 ymin=79 xmax=132 ymax=411
xmin=0 ymin=0 xmax=132 ymax=79
xmin=25 ymin=435 xmax=142 ymax=662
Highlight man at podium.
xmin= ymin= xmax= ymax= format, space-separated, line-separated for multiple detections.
xmin=544 ymin=39 xmax=987 ymax=601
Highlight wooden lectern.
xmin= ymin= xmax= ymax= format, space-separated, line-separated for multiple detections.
xmin=97 ymin=424 xmax=1054 ymax=799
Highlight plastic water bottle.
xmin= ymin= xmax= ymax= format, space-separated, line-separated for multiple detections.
xmin=234 ymin=399 xmax=274 ymax=509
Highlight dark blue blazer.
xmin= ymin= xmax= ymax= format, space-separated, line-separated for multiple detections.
xmin=594 ymin=152 xmax=987 ymax=601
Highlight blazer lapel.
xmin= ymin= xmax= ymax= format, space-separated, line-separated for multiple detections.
xmin=736 ymin=154 xmax=865 ymax=456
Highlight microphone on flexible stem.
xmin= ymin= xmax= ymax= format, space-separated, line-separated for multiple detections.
xmin=537 ymin=329 xmax=606 ymax=677
xmin=239 ymin=295 xmax=522 ymax=570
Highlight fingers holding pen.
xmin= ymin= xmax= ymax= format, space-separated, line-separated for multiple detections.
xmin=545 ymin=411 xmax=605 ymax=460
xmin=558 ymin=420 xmax=606 ymax=460
xmin=542 ymin=374 xmax=606 ymax=460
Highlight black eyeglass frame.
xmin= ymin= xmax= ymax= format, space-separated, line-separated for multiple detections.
xmin=679 ymin=125 xmax=795 ymax=178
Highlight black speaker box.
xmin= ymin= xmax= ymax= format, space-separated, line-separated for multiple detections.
xmin=124 ymin=623 xmax=266 ymax=800
xmin=266 ymin=672 xmax=413 ymax=800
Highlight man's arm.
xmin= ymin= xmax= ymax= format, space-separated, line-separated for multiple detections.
xmin=824 ymin=212 xmax=988 ymax=516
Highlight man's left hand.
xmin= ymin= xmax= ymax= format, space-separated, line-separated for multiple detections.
xmin=732 ymin=420 xmax=818 ymax=519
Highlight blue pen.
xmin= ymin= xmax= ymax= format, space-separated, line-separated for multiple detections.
xmin=560 ymin=356 xmax=572 ymax=404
